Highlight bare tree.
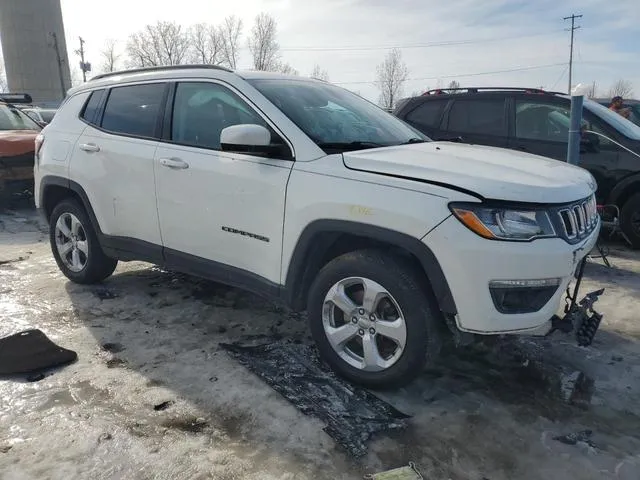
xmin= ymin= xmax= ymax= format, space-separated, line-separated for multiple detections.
xmin=189 ymin=23 xmax=222 ymax=65
xmin=219 ymin=16 xmax=243 ymax=69
xmin=126 ymin=21 xmax=190 ymax=67
xmin=278 ymin=62 xmax=298 ymax=76
xmin=310 ymin=64 xmax=329 ymax=82
xmin=100 ymin=39 xmax=121 ymax=73
xmin=248 ymin=13 xmax=280 ymax=71
xmin=374 ymin=48 xmax=409 ymax=109
xmin=586 ymin=81 xmax=598 ymax=98
xmin=447 ymin=80 xmax=460 ymax=91
xmin=608 ymin=79 xmax=634 ymax=98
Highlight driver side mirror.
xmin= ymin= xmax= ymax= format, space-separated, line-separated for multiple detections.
xmin=220 ymin=124 xmax=292 ymax=160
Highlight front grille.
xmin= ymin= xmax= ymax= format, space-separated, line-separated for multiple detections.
xmin=557 ymin=195 xmax=598 ymax=240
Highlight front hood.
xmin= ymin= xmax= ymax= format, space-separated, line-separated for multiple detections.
xmin=343 ymin=142 xmax=596 ymax=203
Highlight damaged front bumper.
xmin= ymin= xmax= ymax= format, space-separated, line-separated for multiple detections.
xmin=549 ymin=257 xmax=604 ymax=347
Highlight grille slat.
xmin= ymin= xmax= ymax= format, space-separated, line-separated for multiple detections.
xmin=558 ymin=195 xmax=598 ymax=240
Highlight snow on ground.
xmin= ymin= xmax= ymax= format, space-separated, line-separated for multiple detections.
xmin=1 ymin=200 xmax=640 ymax=480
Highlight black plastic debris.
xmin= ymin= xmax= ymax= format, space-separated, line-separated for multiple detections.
xmin=101 ymin=342 xmax=124 ymax=353
xmin=93 ymin=288 xmax=118 ymax=300
xmin=553 ymin=429 xmax=596 ymax=447
xmin=221 ymin=341 xmax=410 ymax=457
xmin=153 ymin=400 xmax=174 ymax=411
xmin=0 ymin=329 xmax=77 ymax=375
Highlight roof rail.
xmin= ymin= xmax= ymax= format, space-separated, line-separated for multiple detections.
xmin=0 ymin=93 xmax=33 ymax=104
xmin=90 ymin=64 xmax=233 ymax=82
xmin=422 ymin=87 xmax=551 ymax=96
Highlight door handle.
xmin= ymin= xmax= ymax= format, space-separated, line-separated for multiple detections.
xmin=159 ymin=157 xmax=189 ymax=169
xmin=79 ymin=143 xmax=100 ymax=152
xmin=517 ymin=145 xmax=528 ymax=151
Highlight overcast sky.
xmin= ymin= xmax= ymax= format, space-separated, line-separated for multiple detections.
xmin=59 ymin=0 xmax=639 ymax=101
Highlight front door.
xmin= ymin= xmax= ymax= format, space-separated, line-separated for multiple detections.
xmin=154 ymin=81 xmax=294 ymax=288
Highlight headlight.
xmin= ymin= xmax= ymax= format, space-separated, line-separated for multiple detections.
xmin=450 ymin=203 xmax=556 ymax=241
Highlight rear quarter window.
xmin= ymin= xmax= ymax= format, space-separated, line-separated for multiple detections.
xmin=80 ymin=89 xmax=105 ymax=125
xmin=101 ymin=83 xmax=165 ymax=138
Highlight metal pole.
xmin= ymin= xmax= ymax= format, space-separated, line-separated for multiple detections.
xmin=567 ymin=91 xmax=584 ymax=165
xmin=78 ymin=37 xmax=87 ymax=82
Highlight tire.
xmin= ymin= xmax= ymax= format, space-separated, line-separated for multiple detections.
xmin=621 ymin=193 xmax=640 ymax=249
xmin=307 ymin=249 xmax=443 ymax=389
xmin=49 ymin=198 xmax=117 ymax=284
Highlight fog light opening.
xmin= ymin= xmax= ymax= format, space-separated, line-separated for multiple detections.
xmin=489 ymin=278 xmax=561 ymax=314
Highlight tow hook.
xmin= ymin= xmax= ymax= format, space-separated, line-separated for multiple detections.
xmin=549 ymin=257 xmax=604 ymax=346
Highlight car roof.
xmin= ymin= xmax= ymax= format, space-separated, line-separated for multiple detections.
xmin=69 ymin=65 xmax=319 ymax=96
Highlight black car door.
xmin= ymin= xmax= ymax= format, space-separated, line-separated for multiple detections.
xmin=508 ymin=97 xmax=572 ymax=160
xmin=442 ymin=97 xmax=509 ymax=148
xmin=508 ymin=97 xmax=619 ymax=203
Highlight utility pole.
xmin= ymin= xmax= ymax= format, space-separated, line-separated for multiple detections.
xmin=563 ymin=14 xmax=582 ymax=94
xmin=75 ymin=37 xmax=88 ymax=82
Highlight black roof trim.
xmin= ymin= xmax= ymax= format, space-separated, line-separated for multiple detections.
xmin=422 ymin=87 xmax=565 ymax=96
xmin=90 ymin=64 xmax=233 ymax=82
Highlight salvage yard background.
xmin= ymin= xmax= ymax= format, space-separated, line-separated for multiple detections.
xmin=1 ymin=196 xmax=640 ymax=480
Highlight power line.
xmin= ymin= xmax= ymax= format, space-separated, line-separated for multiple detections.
xmin=279 ymin=29 xmax=564 ymax=52
xmin=551 ymin=64 xmax=569 ymax=90
xmin=563 ymin=13 xmax=582 ymax=94
xmin=333 ymin=62 xmax=567 ymax=86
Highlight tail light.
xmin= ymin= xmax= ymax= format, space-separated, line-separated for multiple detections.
xmin=35 ymin=133 xmax=45 ymax=166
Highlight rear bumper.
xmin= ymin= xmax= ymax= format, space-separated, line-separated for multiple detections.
xmin=425 ymin=216 xmax=600 ymax=335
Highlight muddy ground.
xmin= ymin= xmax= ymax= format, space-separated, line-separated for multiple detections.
xmin=1 ymin=196 xmax=640 ymax=480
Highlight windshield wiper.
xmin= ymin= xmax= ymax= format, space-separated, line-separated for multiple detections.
xmin=316 ymin=141 xmax=386 ymax=151
xmin=400 ymin=138 xmax=427 ymax=144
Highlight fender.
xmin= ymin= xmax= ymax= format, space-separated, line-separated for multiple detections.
xmin=607 ymin=173 xmax=640 ymax=205
xmin=284 ymin=219 xmax=457 ymax=315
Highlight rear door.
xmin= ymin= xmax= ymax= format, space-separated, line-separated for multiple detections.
xmin=70 ymin=83 xmax=166 ymax=258
xmin=443 ymin=97 xmax=508 ymax=147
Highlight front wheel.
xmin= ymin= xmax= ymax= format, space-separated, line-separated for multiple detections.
xmin=307 ymin=249 xmax=443 ymax=389
xmin=621 ymin=193 xmax=640 ymax=249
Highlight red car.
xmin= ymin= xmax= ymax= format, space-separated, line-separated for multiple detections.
xmin=0 ymin=94 xmax=42 ymax=194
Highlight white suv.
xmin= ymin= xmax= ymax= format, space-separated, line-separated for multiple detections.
xmin=34 ymin=65 xmax=601 ymax=387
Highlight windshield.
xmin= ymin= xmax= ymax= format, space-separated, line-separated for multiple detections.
xmin=0 ymin=104 xmax=40 ymax=131
xmin=584 ymin=99 xmax=640 ymax=140
xmin=247 ymin=79 xmax=428 ymax=152
xmin=39 ymin=109 xmax=56 ymax=123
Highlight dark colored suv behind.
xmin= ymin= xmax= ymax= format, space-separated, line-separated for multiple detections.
xmin=394 ymin=87 xmax=640 ymax=247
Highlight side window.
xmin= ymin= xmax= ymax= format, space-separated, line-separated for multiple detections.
xmin=171 ymin=82 xmax=270 ymax=150
xmin=405 ymin=100 xmax=447 ymax=128
xmin=101 ymin=84 xmax=165 ymax=138
xmin=448 ymin=99 xmax=506 ymax=136
xmin=515 ymin=101 xmax=572 ymax=142
xmin=80 ymin=89 xmax=104 ymax=125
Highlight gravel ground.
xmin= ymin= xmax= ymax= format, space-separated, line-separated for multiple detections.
xmin=1 ymin=198 xmax=640 ymax=480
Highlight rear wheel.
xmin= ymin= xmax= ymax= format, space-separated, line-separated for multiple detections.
xmin=621 ymin=193 xmax=640 ymax=248
xmin=49 ymin=199 xmax=117 ymax=283
xmin=307 ymin=249 xmax=443 ymax=388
